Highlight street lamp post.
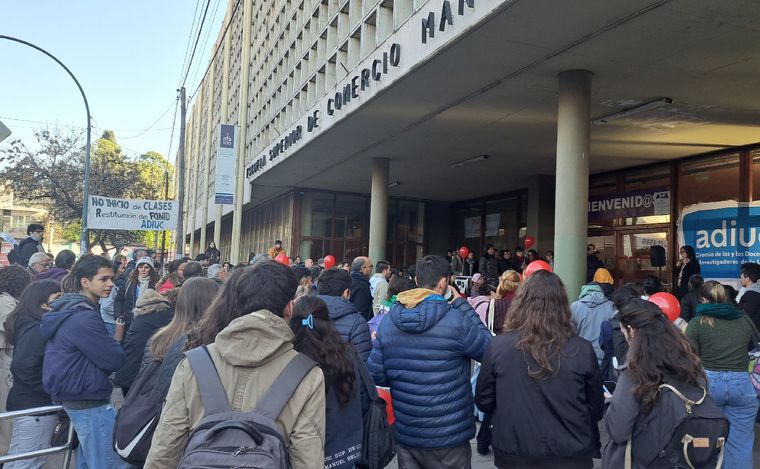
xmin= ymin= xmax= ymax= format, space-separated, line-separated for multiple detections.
xmin=0 ymin=35 xmax=92 ymax=256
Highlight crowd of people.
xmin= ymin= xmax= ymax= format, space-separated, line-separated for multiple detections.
xmin=0 ymin=226 xmax=759 ymax=468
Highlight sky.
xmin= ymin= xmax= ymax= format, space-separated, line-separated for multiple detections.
xmin=0 ymin=0 xmax=227 ymax=162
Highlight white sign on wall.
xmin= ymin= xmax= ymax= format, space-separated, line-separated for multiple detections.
xmin=215 ymin=124 xmax=237 ymax=204
xmin=87 ymin=195 xmax=178 ymax=231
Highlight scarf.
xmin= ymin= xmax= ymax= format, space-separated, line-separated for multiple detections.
xmin=736 ymin=282 xmax=760 ymax=303
xmin=695 ymin=303 xmax=743 ymax=320
xmin=137 ymin=276 xmax=151 ymax=299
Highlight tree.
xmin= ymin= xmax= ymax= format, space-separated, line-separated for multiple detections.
xmin=0 ymin=129 xmax=174 ymax=253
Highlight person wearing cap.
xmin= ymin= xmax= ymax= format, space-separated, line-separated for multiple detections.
xmin=114 ymin=256 xmax=158 ymax=333
xmin=267 ymin=239 xmax=287 ymax=259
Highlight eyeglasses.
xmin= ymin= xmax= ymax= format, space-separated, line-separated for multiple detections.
xmin=33 ymin=230 xmax=44 ymax=234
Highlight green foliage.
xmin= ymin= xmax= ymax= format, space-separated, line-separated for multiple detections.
xmin=0 ymin=129 xmax=175 ymax=252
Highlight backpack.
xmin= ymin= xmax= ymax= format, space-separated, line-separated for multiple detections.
xmin=625 ymin=384 xmax=728 ymax=469
xmin=113 ymin=359 xmax=164 ymax=465
xmin=179 ymin=346 xmax=316 ymax=469
xmin=6 ymin=245 xmax=19 ymax=265
xmin=354 ymin=351 xmax=396 ymax=469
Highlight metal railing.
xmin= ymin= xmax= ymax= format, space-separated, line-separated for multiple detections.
xmin=0 ymin=405 xmax=73 ymax=468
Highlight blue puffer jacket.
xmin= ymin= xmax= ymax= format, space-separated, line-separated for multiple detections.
xmin=367 ymin=289 xmax=492 ymax=449
xmin=319 ymin=295 xmax=372 ymax=361
xmin=41 ymin=293 xmax=125 ymax=402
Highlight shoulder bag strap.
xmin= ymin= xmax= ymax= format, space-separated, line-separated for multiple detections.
xmin=354 ymin=349 xmax=380 ymax=399
xmin=625 ymin=438 xmax=632 ymax=469
xmin=184 ymin=345 xmax=232 ymax=415
xmin=255 ymin=353 xmax=317 ymax=421
xmin=487 ymin=299 xmax=496 ymax=334
xmin=659 ymin=384 xmax=706 ymax=413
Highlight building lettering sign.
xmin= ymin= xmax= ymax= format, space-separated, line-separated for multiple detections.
xmin=588 ymin=188 xmax=670 ymax=221
xmin=246 ymin=0 xmax=483 ymax=180
xmin=678 ymin=201 xmax=760 ymax=282
xmin=87 ymin=195 xmax=178 ymax=231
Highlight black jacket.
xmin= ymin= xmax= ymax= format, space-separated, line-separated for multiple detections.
xmin=476 ymin=332 xmax=604 ymax=463
xmin=16 ymin=236 xmax=42 ymax=267
xmin=114 ymin=292 xmax=173 ymax=390
xmin=463 ymin=259 xmax=478 ymax=276
xmin=738 ymin=290 xmax=760 ymax=333
xmin=674 ymin=260 xmax=700 ymax=300
xmin=114 ymin=278 xmax=156 ymax=331
xmin=6 ymin=314 xmax=50 ymax=411
xmin=478 ymin=255 xmax=499 ymax=282
xmin=349 ymin=271 xmax=373 ymax=320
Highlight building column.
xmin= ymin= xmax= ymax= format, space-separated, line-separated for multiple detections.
xmin=553 ymin=70 xmax=592 ymax=297
xmin=214 ymin=0 xmax=233 ymax=255
xmin=200 ymin=66 xmax=214 ymax=254
xmin=368 ymin=158 xmax=389 ymax=263
xmin=229 ymin=0 xmax=253 ymax=265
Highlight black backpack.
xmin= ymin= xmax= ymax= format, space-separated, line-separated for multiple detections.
xmin=355 ymin=352 xmax=396 ymax=469
xmin=113 ymin=359 xmax=164 ymax=465
xmin=7 ymin=245 xmax=19 ymax=265
xmin=626 ymin=384 xmax=729 ymax=469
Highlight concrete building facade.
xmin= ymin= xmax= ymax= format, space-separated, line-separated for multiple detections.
xmin=180 ymin=0 xmax=760 ymax=294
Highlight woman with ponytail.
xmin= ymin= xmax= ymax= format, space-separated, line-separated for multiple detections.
xmin=290 ymin=295 xmax=364 ymax=469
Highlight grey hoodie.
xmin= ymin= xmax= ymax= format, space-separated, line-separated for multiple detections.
xmin=571 ymin=285 xmax=615 ymax=365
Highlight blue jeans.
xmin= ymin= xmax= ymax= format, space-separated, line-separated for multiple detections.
xmin=705 ymin=370 xmax=759 ymax=469
xmin=63 ymin=403 xmax=128 ymax=469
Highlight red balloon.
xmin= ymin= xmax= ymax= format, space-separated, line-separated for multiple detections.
xmin=523 ymin=260 xmax=552 ymax=278
xmin=648 ymin=292 xmax=681 ymax=323
xmin=524 ymin=236 xmax=536 ymax=249
xmin=275 ymin=253 xmax=290 ymax=266
xmin=458 ymin=246 xmax=470 ymax=259
xmin=324 ymin=255 xmax=336 ymax=269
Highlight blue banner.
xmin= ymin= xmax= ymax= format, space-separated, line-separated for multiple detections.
xmin=678 ymin=201 xmax=760 ymax=281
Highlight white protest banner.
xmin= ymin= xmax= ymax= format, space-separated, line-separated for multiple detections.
xmin=88 ymin=195 xmax=178 ymax=231
xmin=215 ymin=124 xmax=236 ymax=204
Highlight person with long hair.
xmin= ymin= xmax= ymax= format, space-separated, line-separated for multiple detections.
xmin=603 ymin=299 xmax=710 ymax=468
xmin=674 ymin=245 xmax=700 ymax=300
xmin=476 ymin=270 xmax=603 ymax=469
xmin=4 ymin=279 xmax=61 ymax=469
xmin=41 ymin=255 xmax=126 ymax=468
xmin=685 ymin=280 xmax=759 ymax=468
xmin=146 ymin=262 xmax=326 ymax=468
xmin=146 ymin=277 xmax=219 ymax=402
xmin=0 ymin=265 xmax=33 ymax=457
xmin=114 ymin=256 xmax=159 ymax=332
xmin=290 ymin=295 xmax=363 ymax=468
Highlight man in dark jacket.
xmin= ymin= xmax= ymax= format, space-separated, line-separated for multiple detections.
xmin=15 ymin=223 xmax=45 ymax=267
xmin=367 ymin=255 xmax=492 ymax=469
xmin=41 ymin=254 xmax=125 ymax=468
xmin=318 ymin=268 xmax=372 ymax=360
xmin=349 ymin=256 xmax=374 ymax=320
xmin=738 ymin=262 xmax=760 ymax=332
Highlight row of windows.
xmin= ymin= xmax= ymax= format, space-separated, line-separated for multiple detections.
xmin=184 ymin=0 xmax=430 ymax=216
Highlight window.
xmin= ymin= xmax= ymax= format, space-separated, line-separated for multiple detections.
xmin=680 ymin=153 xmax=741 ymax=209
xmin=752 ymin=150 xmax=760 ymax=201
